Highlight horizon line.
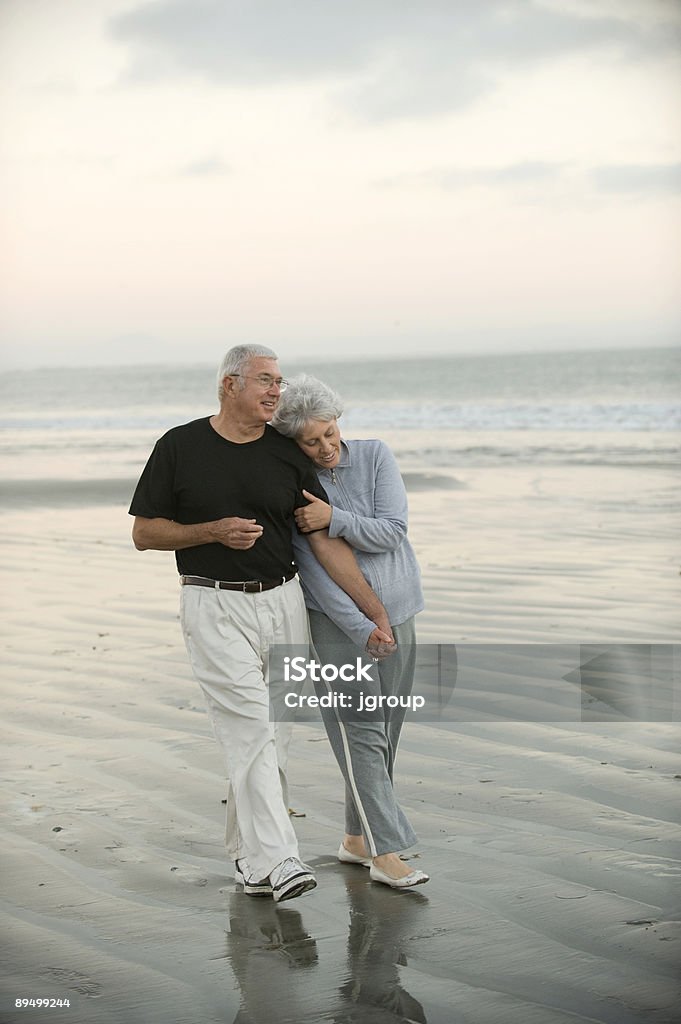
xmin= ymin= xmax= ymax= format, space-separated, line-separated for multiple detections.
xmin=1 ymin=340 xmax=679 ymax=376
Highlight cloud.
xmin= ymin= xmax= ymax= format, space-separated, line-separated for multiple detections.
xmin=442 ymin=161 xmax=569 ymax=188
xmin=110 ymin=0 xmax=680 ymax=119
xmin=592 ymin=163 xmax=681 ymax=196
xmin=379 ymin=160 xmax=681 ymax=201
xmin=378 ymin=161 xmax=569 ymax=191
xmin=179 ymin=156 xmax=232 ymax=177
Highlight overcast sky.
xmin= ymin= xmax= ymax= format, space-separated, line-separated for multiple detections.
xmin=1 ymin=0 xmax=680 ymax=369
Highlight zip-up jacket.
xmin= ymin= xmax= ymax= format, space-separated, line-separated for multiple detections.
xmin=292 ymin=438 xmax=424 ymax=649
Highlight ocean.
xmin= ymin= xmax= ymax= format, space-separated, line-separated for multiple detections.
xmin=0 ymin=346 xmax=679 ymax=503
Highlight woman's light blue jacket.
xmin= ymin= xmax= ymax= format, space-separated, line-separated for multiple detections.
xmin=293 ymin=438 xmax=424 ymax=648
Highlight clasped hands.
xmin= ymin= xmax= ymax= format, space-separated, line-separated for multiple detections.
xmin=366 ymin=627 xmax=397 ymax=661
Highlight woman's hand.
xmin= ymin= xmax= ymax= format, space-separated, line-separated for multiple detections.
xmin=366 ymin=627 xmax=396 ymax=660
xmin=294 ymin=490 xmax=333 ymax=532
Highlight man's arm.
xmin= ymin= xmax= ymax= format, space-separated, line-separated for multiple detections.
xmin=306 ymin=530 xmax=394 ymax=643
xmin=132 ymin=516 xmax=264 ymax=551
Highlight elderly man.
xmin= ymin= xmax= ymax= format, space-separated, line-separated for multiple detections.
xmin=129 ymin=345 xmax=393 ymax=902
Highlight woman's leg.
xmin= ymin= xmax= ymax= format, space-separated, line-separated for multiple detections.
xmin=308 ymin=611 xmax=418 ymax=861
xmin=376 ymin=617 xmax=417 ymax=782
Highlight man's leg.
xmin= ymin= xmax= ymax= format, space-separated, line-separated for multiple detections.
xmin=180 ymin=583 xmax=301 ymax=881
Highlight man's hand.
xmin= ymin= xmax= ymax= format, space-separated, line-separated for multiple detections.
xmin=294 ymin=491 xmax=332 ymax=533
xmin=208 ymin=517 xmax=263 ymax=549
xmin=366 ymin=627 xmax=397 ymax=660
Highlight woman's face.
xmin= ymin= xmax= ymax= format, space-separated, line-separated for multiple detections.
xmin=296 ymin=418 xmax=342 ymax=470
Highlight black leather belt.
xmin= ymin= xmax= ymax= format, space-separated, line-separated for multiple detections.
xmin=180 ymin=571 xmax=297 ymax=593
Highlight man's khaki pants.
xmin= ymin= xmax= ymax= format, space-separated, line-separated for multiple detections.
xmin=180 ymin=576 xmax=309 ymax=881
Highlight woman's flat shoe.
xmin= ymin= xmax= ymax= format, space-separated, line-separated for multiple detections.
xmin=337 ymin=842 xmax=372 ymax=867
xmin=370 ymin=864 xmax=429 ymax=888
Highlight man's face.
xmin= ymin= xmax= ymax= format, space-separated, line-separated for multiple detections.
xmin=229 ymin=357 xmax=284 ymax=422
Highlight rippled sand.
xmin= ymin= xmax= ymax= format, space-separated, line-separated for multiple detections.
xmin=2 ymin=461 xmax=679 ymax=1023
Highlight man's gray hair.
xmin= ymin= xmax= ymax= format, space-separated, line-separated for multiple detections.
xmin=216 ymin=344 xmax=278 ymax=400
xmin=271 ymin=373 xmax=344 ymax=438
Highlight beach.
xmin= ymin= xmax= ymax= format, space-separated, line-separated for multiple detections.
xmin=3 ymin=0 xmax=681 ymax=1009
xmin=2 ymin=442 xmax=679 ymax=1023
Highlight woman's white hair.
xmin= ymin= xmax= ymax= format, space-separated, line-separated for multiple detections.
xmin=271 ymin=373 xmax=344 ymax=438
xmin=216 ymin=344 xmax=278 ymax=400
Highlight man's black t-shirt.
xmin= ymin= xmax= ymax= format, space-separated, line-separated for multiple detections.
xmin=129 ymin=418 xmax=327 ymax=580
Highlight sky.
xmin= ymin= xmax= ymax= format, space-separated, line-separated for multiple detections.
xmin=1 ymin=0 xmax=680 ymax=369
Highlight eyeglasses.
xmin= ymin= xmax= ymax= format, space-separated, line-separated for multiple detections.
xmin=231 ymin=374 xmax=288 ymax=391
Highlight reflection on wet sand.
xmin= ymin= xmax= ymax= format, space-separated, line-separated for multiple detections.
xmin=335 ymin=873 xmax=428 ymax=1024
xmin=226 ymin=895 xmax=319 ymax=1023
xmin=225 ymin=869 xmax=428 ymax=1024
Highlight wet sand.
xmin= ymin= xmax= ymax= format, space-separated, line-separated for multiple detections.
xmin=1 ymin=461 xmax=680 ymax=1023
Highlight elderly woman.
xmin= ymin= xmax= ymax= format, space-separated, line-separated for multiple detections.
xmin=272 ymin=375 xmax=428 ymax=889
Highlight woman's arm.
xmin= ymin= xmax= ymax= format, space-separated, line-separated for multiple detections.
xmin=295 ymin=531 xmax=393 ymax=651
xmin=296 ymin=442 xmax=408 ymax=553
xmin=306 ymin=529 xmax=394 ymax=642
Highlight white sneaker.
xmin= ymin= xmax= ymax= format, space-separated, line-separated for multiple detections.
xmin=269 ymin=857 xmax=317 ymax=903
xmin=234 ymin=858 xmax=273 ymax=897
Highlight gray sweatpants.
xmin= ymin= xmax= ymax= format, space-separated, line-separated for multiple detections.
xmin=308 ymin=610 xmax=418 ymax=857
